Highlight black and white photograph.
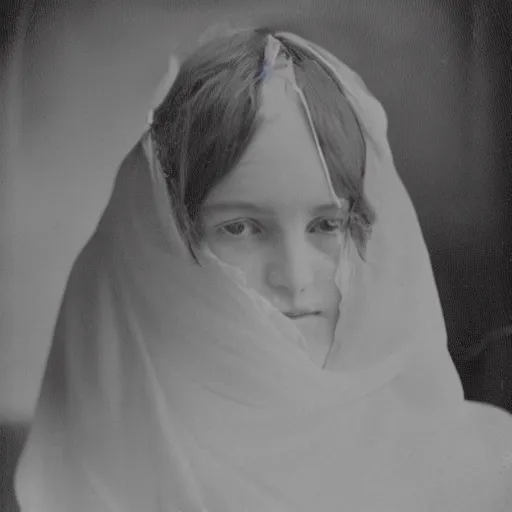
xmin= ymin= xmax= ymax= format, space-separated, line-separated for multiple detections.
xmin=1 ymin=1 xmax=511 ymax=510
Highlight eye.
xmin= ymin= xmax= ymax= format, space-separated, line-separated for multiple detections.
xmin=216 ymin=220 xmax=262 ymax=238
xmin=310 ymin=218 xmax=345 ymax=235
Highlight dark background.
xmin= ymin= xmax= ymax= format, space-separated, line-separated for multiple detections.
xmin=1 ymin=1 xmax=511 ymax=509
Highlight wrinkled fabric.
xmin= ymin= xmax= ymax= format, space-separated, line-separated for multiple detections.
xmin=15 ymin=31 xmax=512 ymax=512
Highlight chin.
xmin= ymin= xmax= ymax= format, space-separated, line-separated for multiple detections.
xmin=296 ymin=317 xmax=336 ymax=350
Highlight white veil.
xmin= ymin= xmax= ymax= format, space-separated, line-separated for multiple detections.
xmin=15 ymin=29 xmax=512 ymax=512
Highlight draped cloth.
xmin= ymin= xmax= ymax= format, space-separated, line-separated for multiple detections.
xmin=15 ymin=31 xmax=512 ymax=512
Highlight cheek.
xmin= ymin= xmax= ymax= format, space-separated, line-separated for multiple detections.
xmin=315 ymin=235 xmax=344 ymax=265
xmin=204 ymin=239 xmax=256 ymax=270
xmin=313 ymin=260 xmax=343 ymax=308
xmin=307 ymin=236 xmax=343 ymax=284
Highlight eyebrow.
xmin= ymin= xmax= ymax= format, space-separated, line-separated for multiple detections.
xmin=202 ymin=200 xmax=350 ymax=216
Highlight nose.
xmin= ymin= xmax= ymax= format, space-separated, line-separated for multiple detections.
xmin=267 ymin=231 xmax=316 ymax=298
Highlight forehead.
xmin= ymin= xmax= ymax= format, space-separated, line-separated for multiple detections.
xmin=204 ymin=97 xmax=335 ymax=212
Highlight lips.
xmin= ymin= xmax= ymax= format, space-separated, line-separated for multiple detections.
xmin=283 ymin=310 xmax=320 ymax=319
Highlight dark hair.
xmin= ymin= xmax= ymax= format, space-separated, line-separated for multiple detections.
xmin=151 ymin=28 xmax=374 ymax=257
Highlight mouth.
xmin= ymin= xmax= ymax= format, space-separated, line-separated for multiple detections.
xmin=283 ymin=310 xmax=321 ymax=319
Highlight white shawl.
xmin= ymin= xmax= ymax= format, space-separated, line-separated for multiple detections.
xmin=15 ymin=31 xmax=512 ymax=512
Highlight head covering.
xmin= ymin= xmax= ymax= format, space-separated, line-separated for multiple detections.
xmin=15 ymin=30 xmax=512 ymax=512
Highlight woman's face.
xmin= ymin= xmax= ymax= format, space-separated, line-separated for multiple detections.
xmin=201 ymin=97 xmax=346 ymax=366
